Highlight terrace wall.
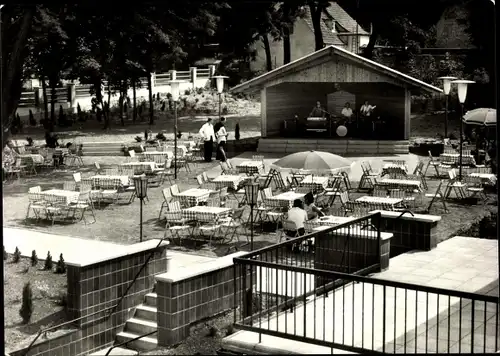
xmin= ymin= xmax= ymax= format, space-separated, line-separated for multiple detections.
xmin=10 ymin=240 xmax=169 ymax=356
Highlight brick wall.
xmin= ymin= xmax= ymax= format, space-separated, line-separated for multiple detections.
xmin=13 ymin=240 xmax=169 ymax=356
xmin=370 ymin=210 xmax=441 ymax=258
xmin=156 ymin=252 xmax=250 ymax=346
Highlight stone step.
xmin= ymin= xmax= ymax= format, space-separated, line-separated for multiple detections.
xmin=135 ymin=304 xmax=157 ymax=320
xmin=89 ymin=346 xmax=138 ymax=355
xmin=125 ymin=317 xmax=158 ymax=334
xmin=144 ymin=292 xmax=157 ymax=307
xmin=116 ymin=331 xmax=158 ymax=351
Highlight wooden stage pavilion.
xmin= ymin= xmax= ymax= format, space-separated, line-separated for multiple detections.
xmin=230 ymin=45 xmax=442 ymax=155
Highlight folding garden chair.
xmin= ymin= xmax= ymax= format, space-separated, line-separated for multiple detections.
xmin=94 ymin=162 xmax=102 ymax=174
xmin=425 ymin=180 xmax=448 ymax=213
xmin=26 ymin=190 xmax=47 ymax=221
xmin=464 ymin=175 xmax=487 ymax=202
xmin=158 ymin=187 xmax=174 ymax=220
xmin=68 ymin=190 xmax=96 ymax=224
xmin=358 ymin=162 xmax=377 ymax=191
xmin=220 ymin=207 xmax=246 ymax=244
xmin=424 ymin=151 xmax=443 ymax=178
xmin=63 ymin=181 xmax=76 ymax=191
xmin=444 ymin=169 xmax=467 ymax=199
xmin=164 ymin=204 xmax=194 ymax=245
xmin=413 ymin=161 xmax=428 ymax=189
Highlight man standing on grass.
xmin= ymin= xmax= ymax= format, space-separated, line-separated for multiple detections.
xmin=199 ymin=118 xmax=215 ymax=162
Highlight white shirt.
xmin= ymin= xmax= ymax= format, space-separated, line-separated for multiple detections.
xmin=341 ymin=107 xmax=353 ymax=118
xmin=286 ymin=207 xmax=308 ymax=230
xmin=216 ymin=126 xmax=227 ymax=144
xmin=199 ymin=123 xmax=215 ymax=141
xmin=360 ymin=104 xmax=375 ymax=117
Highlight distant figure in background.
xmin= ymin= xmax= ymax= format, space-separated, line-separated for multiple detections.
xmin=199 ymin=118 xmax=215 ymax=162
xmin=359 ymin=101 xmax=377 ymax=137
xmin=215 ymin=117 xmax=228 ymax=162
xmin=360 ymin=100 xmax=376 ymax=117
xmin=309 ymin=101 xmax=326 ymax=117
xmin=45 ymin=132 xmax=59 ymax=149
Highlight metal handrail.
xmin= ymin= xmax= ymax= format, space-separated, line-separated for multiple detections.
xmin=233 ymin=258 xmax=498 ymax=303
xmin=104 ymin=330 xmax=157 ymax=356
xmin=238 ymin=212 xmax=381 ymax=259
xmin=23 ymin=238 xmax=168 ymax=356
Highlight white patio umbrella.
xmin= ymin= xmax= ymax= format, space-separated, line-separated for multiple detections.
xmin=462 ymin=108 xmax=496 ymax=127
xmin=271 ymin=150 xmax=354 ymax=174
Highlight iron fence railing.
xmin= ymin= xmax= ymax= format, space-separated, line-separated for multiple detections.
xmin=232 ymin=213 xmax=499 ymax=354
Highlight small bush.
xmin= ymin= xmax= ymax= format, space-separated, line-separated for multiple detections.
xmin=19 ymin=282 xmax=34 ymax=324
xmin=184 ymin=89 xmax=191 ymax=96
xmin=55 ymin=254 xmax=66 ymax=274
xmin=13 ymin=247 xmax=21 ymax=263
xmin=208 ymin=325 xmax=218 ymax=337
xmin=44 ymin=252 xmax=53 ymax=270
xmin=196 ymin=87 xmax=204 ymax=95
xmin=31 ymin=250 xmax=38 ymax=266
xmin=3 ymin=246 xmax=7 ymax=260
xmin=226 ymin=324 xmax=235 ymax=336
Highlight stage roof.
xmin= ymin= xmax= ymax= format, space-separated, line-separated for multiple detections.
xmin=230 ymin=46 xmax=442 ymax=95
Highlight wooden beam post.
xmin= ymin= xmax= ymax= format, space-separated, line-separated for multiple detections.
xmin=261 ymin=87 xmax=267 ymax=138
xmin=404 ymin=88 xmax=411 ymax=140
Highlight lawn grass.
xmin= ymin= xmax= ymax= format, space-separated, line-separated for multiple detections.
xmin=4 ymin=255 xmax=69 ymax=353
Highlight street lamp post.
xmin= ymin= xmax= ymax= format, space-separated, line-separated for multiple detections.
xmin=438 ymin=76 xmax=457 ymax=138
xmin=212 ymin=75 xmax=228 ymax=120
xmin=169 ymin=80 xmax=181 ymax=179
xmin=451 ymin=79 xmax=475 ymax=180
xmin=244 ymin=182 xmax=260 ymax=251
xmin=133 ymin=175 xmax=149 ymax=242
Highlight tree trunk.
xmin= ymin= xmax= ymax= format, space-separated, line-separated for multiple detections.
xmin=104 ymin=81 xmax=111 ymax=129
xmin=40 ymin=75 xmax=50 ymax=129
xmin=362 ymin=24 xmax=379 ymax=59
xmin=283 ymin=27 xmax=291 ymax=64
xmin=119 ymin=81 xmax=125 ymax=127
xmin=1 ymin=7 xmax=35 ymax=143
xmin=95 ymin=78 xmax=104 ymax=123
xmin=310 ymin=4 xmax=324 ymax=51
xmin=132 ymin=79 xmax=137 ymax=122
xmin=147 ymin=73 xmax=154 ymax=125
xmin=262 ymin=35 xmax=273 ymax=71
xmin=49 ymin=79 xmax=57 ymax=126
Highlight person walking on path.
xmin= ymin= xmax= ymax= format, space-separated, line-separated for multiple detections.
xmin=199 ymin=118 xmax=215 ymax=162
xmin=215 ymin=117 xmax=228 ymax=162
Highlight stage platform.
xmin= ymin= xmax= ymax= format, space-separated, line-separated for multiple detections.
xmin=258 ymin=138 xmax=409 ymax=155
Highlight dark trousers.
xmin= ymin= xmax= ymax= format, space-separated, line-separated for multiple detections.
xmin=216 ymin=141 xmax=227 ymax=162
xmin=285 ymin=227 xmax=305 ymax=237
xmin=203 ymin=139 xmax=213 ymax=162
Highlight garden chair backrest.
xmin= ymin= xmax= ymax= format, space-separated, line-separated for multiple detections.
xmin=170 ymin=184 xmax=180 ymax=196
xmin=17 ymin=146 xmax=26 ymax=154
xmin=282 ymin=220 xmax=299 ymax=233
xmin=413 ymin=161 xmax=424 ymax=175
xmin=129 ymin=150 xmax=136 ymax=158
xmin=168 ymin=201 xmax=181 ymax=212
xmin=63 ymin=181 xmax=76 ymax=191
xmin=29 ymin=186 xmax=42 ymax=193
xmin=196 ymin=175 xmax=204 ymax=186
xmin=162 ymin=188 xmax=172 ymax=202
xmin=448 ymin=169 xmax=457 ymax=181
xmin=373 ymin=187 xmax=387 ymax=197
xmin=28 ymin=192 xmax=43 ymax=204
xmin=202 ymin=172 xmax=209 ymax=183
xmin=262 ymin=187 xmax=273 ymax=200
xmin=340 ymin=191 xmax=349 ymax=205
xmin=73 ymin=172 xmax=82 ymax=183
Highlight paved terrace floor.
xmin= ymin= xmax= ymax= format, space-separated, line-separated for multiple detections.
xmin=222 ymin=236 xmax=499 ymax=354
xmin=204 ymin=152 xmax=419 ymax=181
xmin=3 ymin=228 xmax=215 ymax=267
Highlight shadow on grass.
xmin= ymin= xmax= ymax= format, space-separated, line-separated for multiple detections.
xmin=17 ymin=309 xmax=68 ymax=335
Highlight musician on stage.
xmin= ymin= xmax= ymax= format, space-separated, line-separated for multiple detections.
xmin=341 ymin=102 xmax=353 ymax=120
xmin=359 ymin=100 xmax=376 ymax=137
xmin=309 ymin=101 xmax=326 ymax=118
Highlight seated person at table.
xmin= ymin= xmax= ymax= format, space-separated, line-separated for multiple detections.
xmin=304 ymin=192 xmax=324 ymax=220
xmin=309 ymin=101 xmax=326 ymax=118
xmin=285 ymin=199 xmax=307 ymax=237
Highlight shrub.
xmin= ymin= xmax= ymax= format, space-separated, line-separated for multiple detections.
xmin=55 ymin=254 xmax=66 ymax=274
xmin=44 ymin=252 xmax=53 ymax=270
xmin=208 ymin=325 xmax=218 ymax=337
xmin=226 ymin=323 xmax=235 ymax=336
xmin=184 ymin=89 xmax=191 ymax=96
xmin=29 ymin=110 xmax=37 ymax=126
xmin=196 ymin=87 xmax=204 ymax=95
xmin=19 ymin=282 xmax=34 ymax=324
xmin=13 ymin=247 xmax=21 ymax=263
xmin=31 ymin=250 xmax=38 ymax=267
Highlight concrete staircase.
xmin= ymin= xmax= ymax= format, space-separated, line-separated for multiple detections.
xmin=257 ymin=138 xmax=409 ymax=155
xmin=115 ymin=291 xmax=159 ymax=351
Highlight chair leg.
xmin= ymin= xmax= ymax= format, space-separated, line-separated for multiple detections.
xmin=25 ymin=204 xmax=32 ymax=220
